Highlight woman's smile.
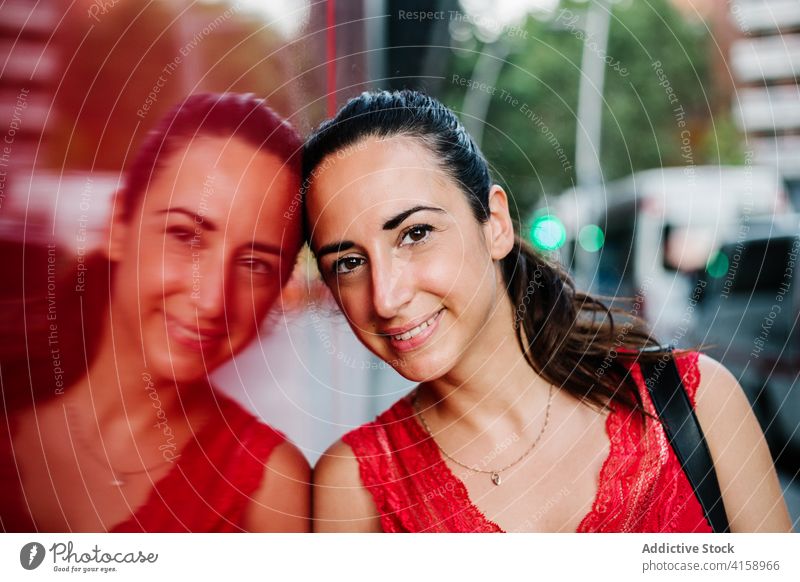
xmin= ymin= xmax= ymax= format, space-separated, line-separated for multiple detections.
xmin=382 ymin=307 xmax=445 ymax=353
xmin=165 ymin=314 xmax=226 ymax=353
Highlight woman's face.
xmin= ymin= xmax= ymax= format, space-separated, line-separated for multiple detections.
xmin=109 ymin=136 xmax=301 ymax=383
xmin=306 ymin=135 xmax=514 ymax=382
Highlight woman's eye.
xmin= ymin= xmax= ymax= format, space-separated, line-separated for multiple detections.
xmin=400 ymin=224 xmax=433 ymax=246
xmin=333 ymin=256 xmax=365 ymax=275
xmin=166 ymin=225 xmax=196 ymax=245
xmin=240 ymin=258 xmax=273 ymax=275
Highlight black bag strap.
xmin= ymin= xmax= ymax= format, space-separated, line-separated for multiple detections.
xmin=638 ymin=346 xmax=730 ymax=533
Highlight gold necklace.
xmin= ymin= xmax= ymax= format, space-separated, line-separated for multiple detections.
xmin=63 ymin=401 xmax=173 ymax=487
xmin=412 ymin=385 xmax=554 ymax=486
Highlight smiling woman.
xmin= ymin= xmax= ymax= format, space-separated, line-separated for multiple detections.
xmin=303 ymin=90 xmax=791 ymax=533
xmin=0 ymin=93 xmax=310 ymax=532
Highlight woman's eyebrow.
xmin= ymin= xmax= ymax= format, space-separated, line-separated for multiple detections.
xmin=315 ymin=205 xmax=445 ymax=258
xmin=316 ymin=240 xmax=356 ymax=259
xmin=382 ymin=205 xmax=445 ymax=230
xmin=160 ymin=207 xmax=280 ymax=256
xmin=248 ymin=242 xmax=283 ymax=256
xmin=158 ymin=207 xmax=218 ymax=231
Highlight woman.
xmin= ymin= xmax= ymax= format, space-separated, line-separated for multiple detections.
xmin=304 ymin=90 xmax=791 ymax=532
xmin=0 ymin=93 xmax=310 ymax=532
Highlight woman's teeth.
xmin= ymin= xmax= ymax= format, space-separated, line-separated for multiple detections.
xmin=393 ymin=311 xmax=440 ymax=341
xmin=175 ymin=325 xmax=216 ymax=342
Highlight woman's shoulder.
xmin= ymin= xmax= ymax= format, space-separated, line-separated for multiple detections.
xmin=209 ymin=390 xmax=310 ymax=480
xmin=620 ymin=348 xmax=702 ymax=404
xmin=690 ymin=352 xmax=761 ymax=442
xmin=243 ymin=437 xmax=311 ymax=532
xmin=314 ymin=388 xmax=419 ymax=476
xmin=312 ymin=438 xmax=382 ymax=531
xmin=339 ymin=391 xmax=418 ymax=455
xmin=208 ymin=392 xmax=311 ymax=531
xmin=209 ymin=390 xmax=286 ymax=446
xmin=637 ymin=349 xmax=718 ymax=406
xmin=317 ymin=393 xmax=416 ymax=483
xmin=690 ymin=353 xmax=792 ymax=531
xmin=201 ymin=391 xmax=306 ymax=492
xmin=312 ymin=393 xmax=420 ymax=532
xmin=314 ymin=438 xmax=362 ymax=486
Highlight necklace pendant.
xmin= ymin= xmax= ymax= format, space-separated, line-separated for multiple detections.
xmin=491 ymin=472 xmax=502 ymax=486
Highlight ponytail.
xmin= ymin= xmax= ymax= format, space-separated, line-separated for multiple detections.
xmin=501 ymin=235 xmax=668 ymax=414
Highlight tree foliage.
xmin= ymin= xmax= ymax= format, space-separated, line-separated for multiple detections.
xmin=440 ymin=0 xmax=735 ymax=221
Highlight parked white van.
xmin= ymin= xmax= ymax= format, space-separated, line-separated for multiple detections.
xmin=547 ymin=165 xmax=790 ymax=344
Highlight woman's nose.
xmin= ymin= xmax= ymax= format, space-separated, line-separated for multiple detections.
xmin=189 ymin=249 xmax=226 ymax=319
xmin=370 ymin=251 xmax=414 ymax=320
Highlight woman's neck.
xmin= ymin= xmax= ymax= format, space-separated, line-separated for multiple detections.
xmin=66 ymin=313 xmax=209 ymax=438
xmin=419 ymin=292 xmax=555 ymax=432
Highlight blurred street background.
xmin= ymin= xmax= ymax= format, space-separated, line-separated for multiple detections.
xmin=0 ymin=0 xmax=798 ymax=528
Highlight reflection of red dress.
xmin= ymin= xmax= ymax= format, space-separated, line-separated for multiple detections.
xmin=342 ymin=351 xmax=712 ymax=533
xmin=1 ymin=392 xmax=285 ymax=532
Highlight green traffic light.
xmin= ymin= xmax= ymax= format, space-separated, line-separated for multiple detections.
xmin=529 ymin=215 xmax=566 ymax=251
xmin=578 ymin=224 xmax=605 ymax=252
xmin=706 ymin=251 xmax=729 ymax=278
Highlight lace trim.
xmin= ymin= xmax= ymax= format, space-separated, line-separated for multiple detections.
xmin=398 ymin=398 xmax=503 ymax=533
xmin=343 ymin=397 xmax=502 ymax=533
xmin=575 ymin=400 xmax=626 ymax=532
xmin=576 ymin=350 xmax=709 ymax=532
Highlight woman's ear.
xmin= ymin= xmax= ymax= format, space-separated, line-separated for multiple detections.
xmin=105 ymin=191 xmax=128 ymax=263
xmin=485 ymin=185 xmax=515 ymax=260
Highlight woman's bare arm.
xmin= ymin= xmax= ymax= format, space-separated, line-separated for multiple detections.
xmin=694 ymin=354 xmax=792 ymax=532
xmin=312 ymin=439 xmax=382 ymax=532
xmin=244 ymin=441 xmax=311 ymax=532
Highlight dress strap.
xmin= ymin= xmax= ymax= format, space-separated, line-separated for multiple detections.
xmin=641 ymin=350 xmax=728 ymax=531
xmin=577 ymin=350 xmax=712 ymax=532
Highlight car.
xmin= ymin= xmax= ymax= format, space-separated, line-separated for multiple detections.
xmin=550 ymin=165 xmax=789 ymax=343
xmin=690 ymin=213 xmax=800 ymax=475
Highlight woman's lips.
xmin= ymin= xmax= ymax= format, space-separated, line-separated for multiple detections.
xmin=165 ymin=316 xmax=225 ymax=352
xmin=385 ymin=308 xmax=444 ymax=353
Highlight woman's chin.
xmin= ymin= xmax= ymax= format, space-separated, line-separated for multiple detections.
xmin=153 ymin=367 xmax=208 ymax=386
xmin=398 ymin=370 xmax=442 ymax=383
xmin=390 ymin=352 xmax=456 ymax=384
xmin=146 ymin=351 xmax=216 ymax=385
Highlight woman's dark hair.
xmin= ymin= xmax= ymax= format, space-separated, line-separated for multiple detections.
xmin=1 ymin=93 xmax=302 ymax=411
xmin=122 ymin=92 xmax=302 ymax=221
xmin=302 ymin=89 xmax=679 ymax=414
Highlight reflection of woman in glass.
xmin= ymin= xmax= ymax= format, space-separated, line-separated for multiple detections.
xmin=304 ymin=90 xmax=791 ymax=532
xmin=1 ymin=94 xmax=309 ymax=532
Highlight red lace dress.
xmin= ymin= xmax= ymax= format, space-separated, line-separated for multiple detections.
xmin=1 ymin=392 xmax=286 ymax=532
xmin=342 ymin=351 xmax=712 ymax=533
